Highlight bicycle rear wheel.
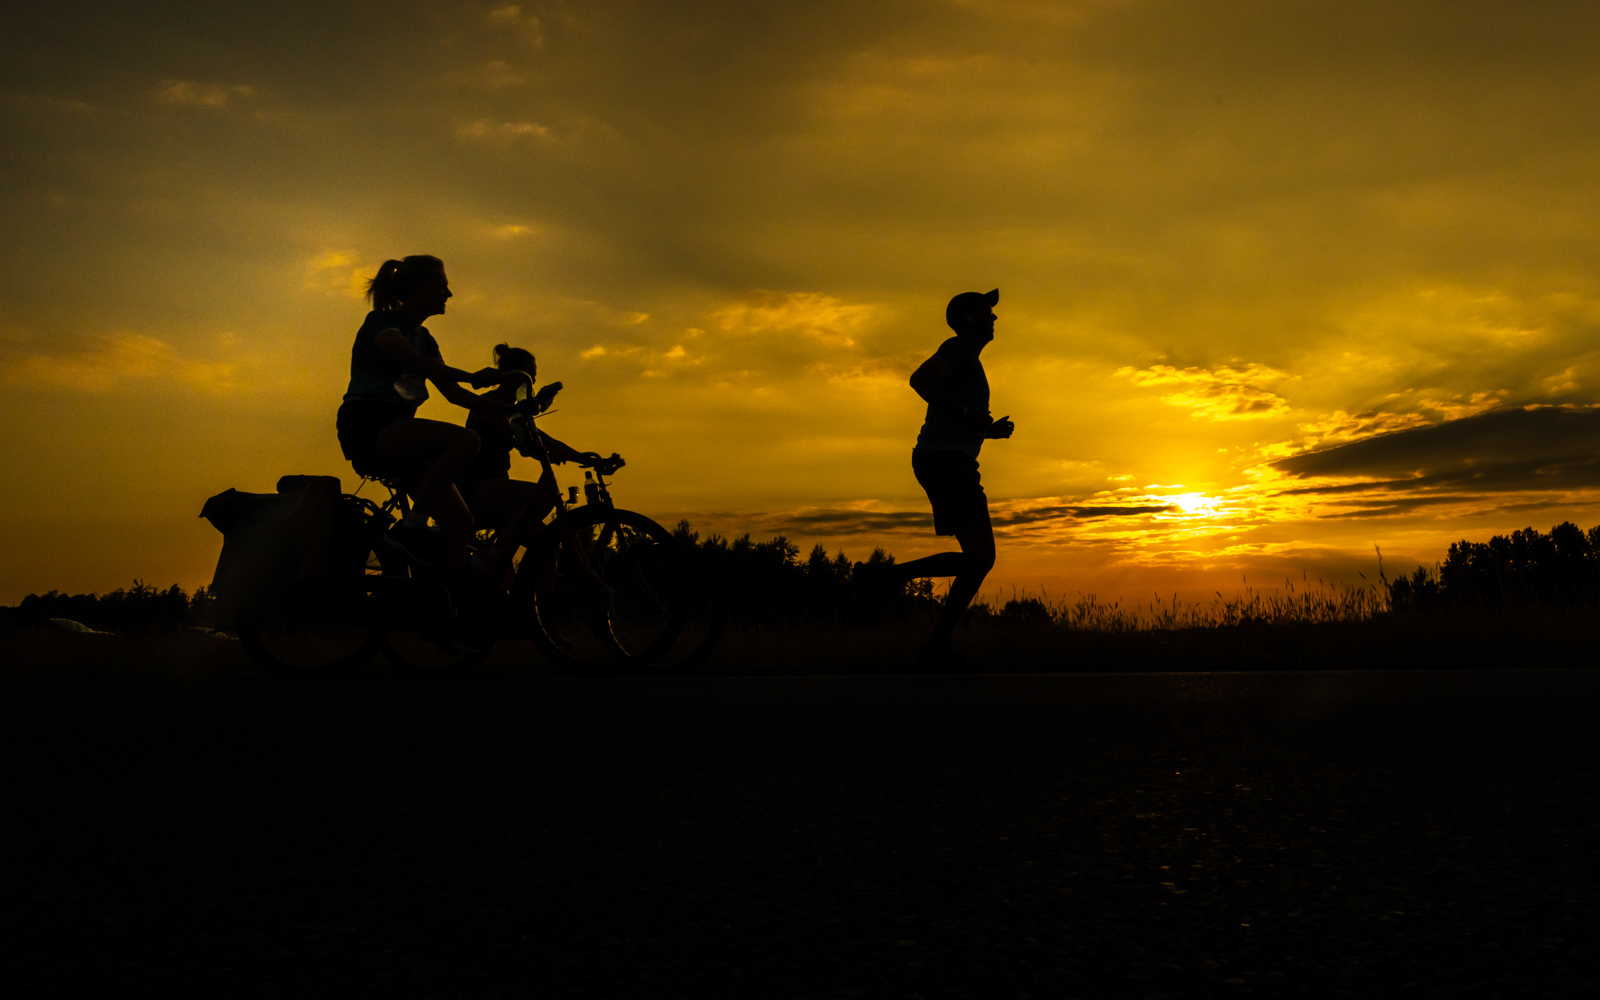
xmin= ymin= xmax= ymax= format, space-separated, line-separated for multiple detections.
xmin=237 ymin=549 xmax=389 ymax=677
xmin=525 ymin=506 xmax=707 ymax=673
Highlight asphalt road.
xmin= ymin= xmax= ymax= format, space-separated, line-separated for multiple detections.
xmin=3 ymin=669 xmax=1596 ymax=998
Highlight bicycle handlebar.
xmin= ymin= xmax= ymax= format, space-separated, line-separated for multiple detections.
xmin=590 ymin=454 xmax=625 ymax=476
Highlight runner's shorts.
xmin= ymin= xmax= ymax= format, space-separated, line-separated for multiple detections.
xmin=336 ymin=399 xmax=416 ymax=474
xmin=912 ymin=449 xmax=990 ymax=537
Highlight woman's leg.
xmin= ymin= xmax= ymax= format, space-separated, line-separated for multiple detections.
xmin=373 ymin=418 xmax=480 ymax=524
xmin=469 ymin=476 xmax=559 ymax=547
xmin=467 ymin=476 xmax=561 ymax=589
xmin=373 ymin=418 xmax=480 ymax=574
xmin=423 ymin=483 xmax=476 ymax=577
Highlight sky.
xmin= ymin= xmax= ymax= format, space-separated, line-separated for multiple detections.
xmin=4 ymin=0 xmax=1600 ymax=606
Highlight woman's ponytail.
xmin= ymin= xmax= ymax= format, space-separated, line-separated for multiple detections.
xmin=364 ymin=255 xmax=443 ymax=311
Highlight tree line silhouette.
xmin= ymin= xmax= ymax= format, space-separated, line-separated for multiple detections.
xmin=1 ymin=580 xmax=213 ymax=633
xmin=667 ymin=522 xmax=1048 ymax=627
xmin=7 ymin=519 xmax=1598 ymax=635
xmin=1386 ymin=521 xmax=1600 ymax=613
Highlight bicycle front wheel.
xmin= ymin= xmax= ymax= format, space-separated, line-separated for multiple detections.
xmin=524 ymin=507 xmax=697 ymax=673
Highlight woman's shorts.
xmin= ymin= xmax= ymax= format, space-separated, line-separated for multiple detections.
xmin=912 ymin=449 xmax=990 ymax=537
xmin=336 ymin=399 xmax=416 ymax=473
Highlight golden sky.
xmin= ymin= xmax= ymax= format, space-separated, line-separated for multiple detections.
xmin=5 ymin=0 xmax=1600 ymax=605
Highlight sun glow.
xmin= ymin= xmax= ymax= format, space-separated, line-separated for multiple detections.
xmin=1169 ymin=492 xmax=1223 ymax=518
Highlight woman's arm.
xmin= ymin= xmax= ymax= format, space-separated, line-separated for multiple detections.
xmin=375 ymin=328 xmax=524 ymax=412
xmin=435 ymin=381 xmax=516 ymax=414
xmin=375 ymin=328 xmax=510 ymax=390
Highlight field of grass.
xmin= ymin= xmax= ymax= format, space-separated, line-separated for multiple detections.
xmin=4 ymin=589 xmax=1592 ymax=681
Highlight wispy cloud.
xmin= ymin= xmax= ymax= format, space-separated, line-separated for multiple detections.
xmin=1415 ymin=389 xmax=1508 ymax=420
xmin=487 ymin=4 xmax=543 ymax=45
xmin=458 ymin=119 xmax=551 ymax=140
xmin=3 ymin=332 xmax=236 ymax=394
xmin=1291 ymin=409 xmax=1432 ymax=451
xmin=155 ymin=81 xmax=254 ymax=108
xmin=1117 ymin=363 xmax=1292 ymax=420
xmin=304 ymin=251 xmax=369 ymax=299
xmin=710 ymin=292 xmax=880 ymax=349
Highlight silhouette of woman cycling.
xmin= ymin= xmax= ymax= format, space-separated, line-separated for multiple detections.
xmin=334 ymin=255 xmax=524 ymax=586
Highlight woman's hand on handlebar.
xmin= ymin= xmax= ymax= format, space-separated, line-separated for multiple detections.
xmin=468 ymin=367 xmax=532 ymax=390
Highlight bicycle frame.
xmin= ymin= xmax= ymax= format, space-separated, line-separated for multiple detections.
xmin=348 ymin=410 xmax=616 ymax=592
xmin=353 ymin=473 xmax=411 ymax=522
xmin=512 ymin=414 xmax=609 ymax=589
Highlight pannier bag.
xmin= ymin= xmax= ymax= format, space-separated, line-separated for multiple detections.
xmin=199 ymin=475 xmax=375 ymax=625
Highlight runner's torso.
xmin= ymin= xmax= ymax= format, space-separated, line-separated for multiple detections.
xmin=914 ymin=335 xmax=989 ymax=458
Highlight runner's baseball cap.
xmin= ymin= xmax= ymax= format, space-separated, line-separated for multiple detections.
xmin=946 ymin=288 xmax=999 ymax=329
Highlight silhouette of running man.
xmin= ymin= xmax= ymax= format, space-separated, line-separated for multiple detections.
xmin=866 ymin=289 xmax=1014 ymax=668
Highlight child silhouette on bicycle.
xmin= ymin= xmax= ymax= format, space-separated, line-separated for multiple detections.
xmin=456 ymin=343 xmax=604 ymax=587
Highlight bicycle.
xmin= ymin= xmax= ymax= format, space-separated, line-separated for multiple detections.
xmin=236 ymin=394 xmax=726 ymax=677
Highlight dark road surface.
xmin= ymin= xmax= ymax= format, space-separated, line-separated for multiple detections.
xmin=3 ymin=669 xmax=1597 ymax=998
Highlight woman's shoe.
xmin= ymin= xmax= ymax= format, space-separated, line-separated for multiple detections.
xmin=382 ymin=521 xmax=441 ymax=567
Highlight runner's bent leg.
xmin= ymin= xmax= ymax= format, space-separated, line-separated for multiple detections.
xmin=892 ymin=551 xmax=968 ymax=579
xmin=929 ymin=517 xmax=996 ymax=648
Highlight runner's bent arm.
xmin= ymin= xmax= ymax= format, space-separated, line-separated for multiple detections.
xmin=910 ymin=355 xmax=990 ymax=429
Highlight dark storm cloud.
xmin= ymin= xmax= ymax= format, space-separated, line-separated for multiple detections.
xmin=1317 ymin=495 xmax=1487 ymax=518
xmin=759 ymin=501 xmax=1175 ymax=538
xmin=994 ymin=504 xmax=1179 ymax=524
xmin=1274 ymin=406 xmax=1600 ymax=495
xmin=780 ymin=510 xmax=933 ymax=534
